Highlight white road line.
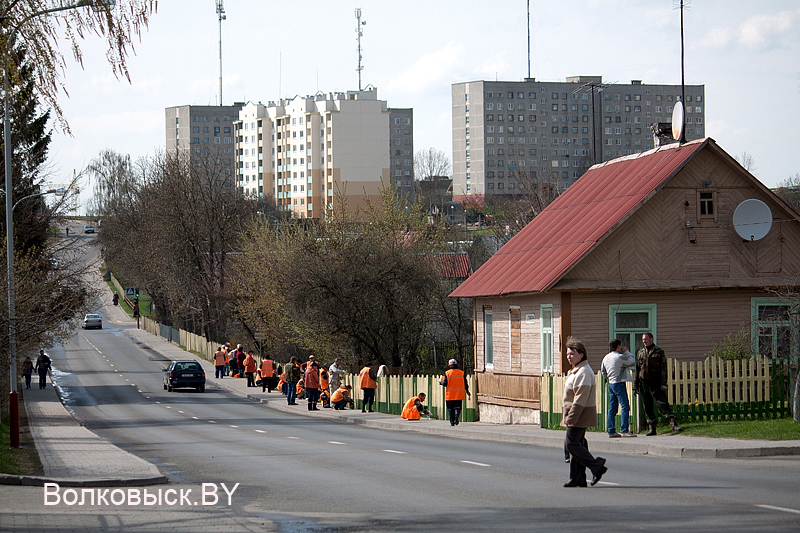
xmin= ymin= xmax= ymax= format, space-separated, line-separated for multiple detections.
xmin=138 ymin=390 xmax=143 ymax=393
xmin=328 ymin=441 xmax=345 ymax=445
xmin=756 ymin=504 xmax=800 ymax=515
xmin=178 ymin=411 xmax=184 ymax=414
xmin=255 ymin=430 xmax=266 ymax=433
xmin=110 ymin=364 xmax=114 ymax=367
xmin=192 ymin=416 xmax=199 ymax=420
xmin=383 ymin=450 xmax=406 ymax=454
xmin=286 ymin=436 xmax=299 ymax=439
xmin=125 ymin=379 xmax=129 ymax=382
xmin=597 ymin=481 xmax=619 ymax=486
xmin=155 ymin=401 xmax=161 ymax=404
xmin=461 ymin=460 xmax=490 ymax=467
xmin=165 ymin=406 xmax=171 ymax=409
xmin=229 ymin=425 xmax=238 ymax=428
xmin=208 ymin=421 xmax=217 ymax=424
xmin=145 ymin=396 xmax=150 ymax=399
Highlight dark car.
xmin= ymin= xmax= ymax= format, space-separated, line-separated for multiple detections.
xmin=163 ymin=360 xmax=205 ymax=392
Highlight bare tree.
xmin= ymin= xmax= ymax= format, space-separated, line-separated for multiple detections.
xmin=414 ymin=147 xmax=451 ymax=181
xmin=0 ymin=1 xmax=156 ymax=133
xmin=775 ymin=173 xmax=800 ymax=215
xmin=735 ymin=151 xmax=757 ymax=173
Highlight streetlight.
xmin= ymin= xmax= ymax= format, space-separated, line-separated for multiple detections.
xmin=4 ymin=1 xmax=98 ymax=449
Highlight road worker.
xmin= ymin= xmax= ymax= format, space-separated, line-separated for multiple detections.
xmin=359 ymin=361 xmax=378 ymax=413
xmin=401 ymin=392 xmax=431 ymax=420
xmin=243 ymin=350 xmax=257 ymax=387
xmin=331 ymin=385 xmax=354 ymax=410
xmin=260 ymin=356 xmax=276 ymax=392
xmin=213 ymin=346 xmax=227 ymax=379
xmin=440 ymin=359 xmax=470 ymax=426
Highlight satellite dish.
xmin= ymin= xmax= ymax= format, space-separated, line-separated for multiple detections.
xmin=733 ymin=199 xmax=772 ymax=241
xmin=672 ymin=101 xmax=684 ymax=141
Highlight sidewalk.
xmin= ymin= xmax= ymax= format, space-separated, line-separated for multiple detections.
xmin=124 ymin=325 xmax=800 ymax=460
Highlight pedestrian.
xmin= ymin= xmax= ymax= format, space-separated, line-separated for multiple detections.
xmin=260 ymin=355 xmax=276 ymax=392
xmin=278 ymin=371 xmax=287 ymax=395
xmin=244 ymin=350 xmax=257 ymax=387
xmin=328 ymin=358 xmax=347 ymax=394
xmin=214 ymin=346 xmax=227 ymax=379
xmin=636 ymin=333 xmax=682 ymax=435
xmin=359 ymin=361 xmax=378 ymax=413
xmin=285 ymin=357 xmax=301 ymax=405
xmin=439 ymin=359 xmax=470 ymax=426
xmin=236 ymin=345 xmax=246 ymax=378
xmin=65 ymin=227 xmax=69 ymax=237
xmin=601 ymin=339 xmax=637 ymax=438
xmin=296 ymin=379 xmax=306 ymax=400
xmin=228 ymin=347 xmax=239 ymax=377
xmin=331 ymin=384 xmax=353 ymax=410
xmin=23 ymin=356 xmax=34 ymax=389
xmin=304 ymin=361 xmax=321 ymax=411
xmin=319 ymin=364 xmax=330 ymax=395
xmin=224 ymin=342 xmax=232 ymax=375
xmin=562 ymin=337 xmax=607 ymax=488
xmin=401 ymin=392 xmax=431 ymax=420
xmin=34 ymin=349 xmax=52 ymax=389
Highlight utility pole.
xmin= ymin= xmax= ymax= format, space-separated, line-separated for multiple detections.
xmin=216 ymin=0 xmax=226 ymax=106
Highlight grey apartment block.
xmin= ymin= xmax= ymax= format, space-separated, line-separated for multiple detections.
xmin=389 ymin=108 xmax=415 ymax=203
xmin=165 ymin=103 xmax=244 ymax=179
xmin=452 ymin=77 xmax=705 ymax=202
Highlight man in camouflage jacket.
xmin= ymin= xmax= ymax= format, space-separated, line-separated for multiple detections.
xmin=635 ymin=333 xmax=682 ymax=435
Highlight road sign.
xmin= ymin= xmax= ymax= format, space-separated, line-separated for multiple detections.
xmin=125 ymin=287 xmax=135 ymax=297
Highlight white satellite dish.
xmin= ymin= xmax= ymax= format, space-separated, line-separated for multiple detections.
xmin=733 ymin=199 xmax=772 ymax=241
xmin=672 ymin=101 xmax=684 ymax=141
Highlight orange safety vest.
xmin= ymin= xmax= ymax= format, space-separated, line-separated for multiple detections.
xmin=331 ymin=387 xmax=349 ymax=403
xmin=260 ymin=359 xmax=275 ymax=378
xmin=296 ymin=381 xmax=304 ymax=395
xmin=319 ymin=369 xmax=329 ymax=390
xmin=214 ymin=351 xmax=227 ymax=366
xmin=244 ymin=356 xmax=257 ymax=373
xmin=360 ymin=367 xmax=376 ymax=389
xmin=443 ymin=369 xmax=466 ymax=401
xmin=401 ymin=396 xmax=422 ymax=420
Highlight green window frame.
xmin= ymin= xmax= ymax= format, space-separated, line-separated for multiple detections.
xmin=484 ymin=309 xmax=494 ymax=369
xmin=608 ymin=304 xmax=657 ymax=355
xmin=541 ymin=304 xmax=554 ymax=373
xmin=751 ymin=297 xmax=799 ymax=361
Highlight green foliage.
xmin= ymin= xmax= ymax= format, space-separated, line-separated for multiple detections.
xmin=677 ymin=418 xmax=799 ymax=440
xmin=705 ymin=328 xmax=753 ymax=361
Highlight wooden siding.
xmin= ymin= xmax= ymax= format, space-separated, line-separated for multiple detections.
xmin=570 ymin=289 xmax=764 ymax=366
xmin=560 ymin=153 xmax=800 ymax=290
xmin=476 ymin=372 xmax=540 ymax=408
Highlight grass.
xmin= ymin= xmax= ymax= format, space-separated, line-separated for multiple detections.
xmin=673 ymin=417 xmax=800 ymax=440
xmin=105 ymin=280 xmax=152 ymax=318
xmin=0 ymin=391 xmax=44 ymax=476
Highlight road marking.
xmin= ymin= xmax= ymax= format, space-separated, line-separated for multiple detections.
xmin=110 ymin=364 xmax=114 ymax=367
xmin=255 ymin=430 xmax=266 ymax=433
xmin=756 ymin=504 xmax=800 ymax=515
xmin=461 ymin=460 xmax=490 ymax=467
xmin=208 ymin=421 xmax=217 ymax=424
xmin=229 ymin=425 xmax=238 ymax=428
xmin=383 ymin=450 xmax=406 ymax=454
xmin=178 ymin=411 xmax=184 ymax=414
xmin=130 ymin=384 xmax=136 ymax=387
xmin=125 ymin=379 xmax=129 ymax=382
xmin=145 ymin=396 xmax=150 ymax=399
xmin=165 ymin=406 xmax=171 ymax=409
xmin=192 ymin=416 xmax=199 ymax=420
xmin=286 ymin=436 xmax=299 ymax=439
xmin=328 ymin=441 xmax=345 ymax=445
xmin=597 ymin=481 xmax=619 ymax=486
xmin=138 ymin=390 xmax=143 ymax=393
xmin=156 ymin=401 xmax=161 ymax=404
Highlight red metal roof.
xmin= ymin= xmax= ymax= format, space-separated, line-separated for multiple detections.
xmin=450 ymin=139 xmax=708 ymax=298
xmin=430 ymin=251 xmax=473 ymax=279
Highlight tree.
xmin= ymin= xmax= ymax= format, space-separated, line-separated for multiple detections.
xmin=775 ymin=173 xmax=800 ymax=215
xmin=414 ymin=147 xmax=451 ymax=181
xmin=1 ymin=1 xmax=156 ymax=133
xmin=735 ymin=151 xmax=756 ymax=173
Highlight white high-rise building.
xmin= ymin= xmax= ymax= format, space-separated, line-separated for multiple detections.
xmin=234 ymin=88 xmax=392 ymax=219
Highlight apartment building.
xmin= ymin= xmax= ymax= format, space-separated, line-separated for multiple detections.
xmin=165 ymin=104 xmax=244 ymax=177
xmin=233 ymin=88 xmax=393 ymax=220
xmin=452 ymin=77 xmax=705 ymax=202
xmin=389 ymin=108 xmax=415 ymax=202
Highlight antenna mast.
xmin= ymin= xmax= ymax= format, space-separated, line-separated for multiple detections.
xmin=527 ymin=0 xmax=531 ymax=79
xmin=355 ymin=8 xmax=366 ymax=91
xmin=679 ymin=0 xmax=686 ymax=142
xmin=216 ymin=0 xmax=226 ymax=106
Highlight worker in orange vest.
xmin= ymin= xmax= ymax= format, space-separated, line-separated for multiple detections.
xmin=359 ymin=362 xmax=378 ymax=413
xmin=401 ymin=393 xmax=431 ymax=420
xmin=331 ymin=384 xmax=353 ymax=410
xmin=440 ymin=359 xmax=470 ymax=426
xmin=243 ymin=350 xmax=257 ymax=387
xmin=213 ymin=346 xmax=227 ymax=379
xmin=260 ymin=356 xmax=276 ymax=392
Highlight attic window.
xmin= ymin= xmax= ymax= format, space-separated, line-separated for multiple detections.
xmin=697 ymin=190 xmax=717 ymax=222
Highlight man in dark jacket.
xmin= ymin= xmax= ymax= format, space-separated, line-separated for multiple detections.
xmin=636 ymin=333 xmax=682 ymax=435
xmin=285 ymin=357 xmax=302 ymax=405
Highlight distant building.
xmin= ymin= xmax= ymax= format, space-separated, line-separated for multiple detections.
xmin=388 ymin=108 xmax=415 ymax=202
xmin=165 ymin=103 xmax=244 ymax=179
xmin=233 ymin=88 xmax=399 ymax=220
xmin=452 ymin=77 xmax=705 ymax=202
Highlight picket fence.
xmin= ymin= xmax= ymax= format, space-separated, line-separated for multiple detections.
xmin=540 ymin=355 xmax=791 ymax=430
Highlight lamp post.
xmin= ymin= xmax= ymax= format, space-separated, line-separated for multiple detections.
xmin=4 ymin=1 xmax=96 ymax=449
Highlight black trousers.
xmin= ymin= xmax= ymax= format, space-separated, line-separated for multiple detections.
xmin=564 ymin=427 xmax=605 ymax=485
xmin=361 ymin=388 xmax=375 ymax=409
xmin=446 ymin=399 xmax=463 ymax=425
xmin=640 ymin=381 xmax=676 ymax=424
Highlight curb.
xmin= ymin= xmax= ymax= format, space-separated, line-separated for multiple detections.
xmin=0 ymin=473 xmax=168 ymax=487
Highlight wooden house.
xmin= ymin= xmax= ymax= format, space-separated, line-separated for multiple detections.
xmin=450 ymin=138 xmax=800 ymax=424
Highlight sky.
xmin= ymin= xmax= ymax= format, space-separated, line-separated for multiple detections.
xmin=43 ymin=0 xmax=800 ymax=213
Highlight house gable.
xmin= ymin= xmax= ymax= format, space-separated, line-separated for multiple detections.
xmin=555 ymin=144 xmax=800 ymax=291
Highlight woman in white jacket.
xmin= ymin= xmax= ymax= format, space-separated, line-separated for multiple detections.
xmin=561 ymin=337 xmax=608 ymax=488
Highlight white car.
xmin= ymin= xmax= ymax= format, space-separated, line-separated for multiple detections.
xmin=83 ymin=225 xmax=95 ymax=234
xmin=82 ymin=314 xmax=102 ymax=329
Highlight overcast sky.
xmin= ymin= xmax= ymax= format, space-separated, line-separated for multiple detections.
xmin=46 ymin=0 xmax=799 ymax=212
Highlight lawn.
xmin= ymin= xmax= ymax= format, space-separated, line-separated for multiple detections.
xmin=0 ymin=392 xmax=43 ymax=475
xmin=674 ymin=417 xmax=800 ymax=440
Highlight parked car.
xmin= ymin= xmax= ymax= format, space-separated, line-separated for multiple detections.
xmin=48 ymin=257 xmax=59 ymax=269
xmin=82 ymin=313 xmax=102 ymax=329
xmin=83 ymin=225 xmax=95 ymax=234
xmin=163 ymin=360 xmax=206 ymax=392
